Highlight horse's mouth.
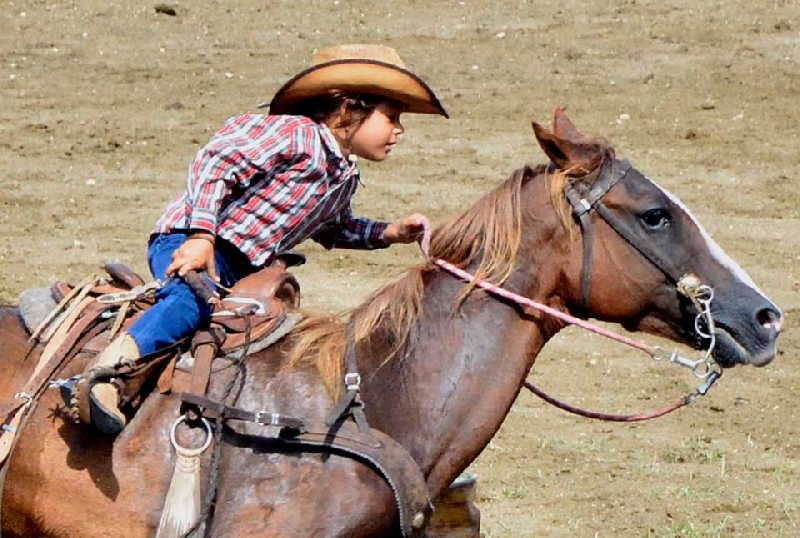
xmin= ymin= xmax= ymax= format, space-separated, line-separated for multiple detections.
xmin=711 ymin=325 xmax=776 ymax=368
xmin=623 ymin=308 xmax=778 ymax=369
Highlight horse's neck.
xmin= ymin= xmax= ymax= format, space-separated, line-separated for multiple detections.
xmin=361 ymin=259 xmax=564 ymax=497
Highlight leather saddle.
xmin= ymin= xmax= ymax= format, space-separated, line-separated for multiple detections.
xmin=211 ymin=256 xmax=302 ymax=353
xmin=44 ymin=253 xmax=305 ymax=354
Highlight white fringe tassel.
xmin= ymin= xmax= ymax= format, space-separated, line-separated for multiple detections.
xmin=156 ymin=416 xmax=212 ymax=538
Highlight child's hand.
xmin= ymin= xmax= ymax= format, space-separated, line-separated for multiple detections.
xmin=166 ymin=233 xmax=219 ymax=281
xmin=384 ymin=213 xmax=427 ymax=244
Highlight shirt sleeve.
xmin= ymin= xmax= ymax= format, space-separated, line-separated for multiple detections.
xmin=185 ymin=145 xmax=241 ymax=233
xmin=312 ymin=203 xmax=390 ymax=250
xmin=184 ymin=118 xmax=259 ymax=233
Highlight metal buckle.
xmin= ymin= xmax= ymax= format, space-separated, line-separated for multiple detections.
xmin=254 ymin=411 xmax=280 ymax=425
xmin=344 ymin=373 xmax=361 ymax=391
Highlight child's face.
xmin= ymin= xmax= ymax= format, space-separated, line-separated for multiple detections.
xmin=349 ymin=101 xmax=405 ymax=161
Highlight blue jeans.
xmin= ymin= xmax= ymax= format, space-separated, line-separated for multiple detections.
xmin=128 ymin=233 xmax=256 ymax=355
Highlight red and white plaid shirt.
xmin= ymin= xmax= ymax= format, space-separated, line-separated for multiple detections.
xmin=154 ymin=114 xmax=389 ymax=267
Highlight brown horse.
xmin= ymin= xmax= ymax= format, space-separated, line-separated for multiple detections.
xmin=0 ymin=109 xmax=782 ymax=537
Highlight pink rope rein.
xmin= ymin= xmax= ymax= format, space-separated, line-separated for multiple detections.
xmin=416 ymin=219 xmax=695 ymax=421
xmin=417 ymin=220 xmax=659 ymax=356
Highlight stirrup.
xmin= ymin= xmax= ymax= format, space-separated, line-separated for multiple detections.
xmin=88 ymin=385 xmax=126 ymax=435
xmin=56 ymin=376 xmax=126 ymax=435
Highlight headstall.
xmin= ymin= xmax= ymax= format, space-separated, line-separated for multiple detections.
xmin=418 ymin=161 xmax=722 ymax=422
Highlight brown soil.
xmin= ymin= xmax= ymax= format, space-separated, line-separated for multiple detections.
xmin=1 ymin=1 xmax=798 ymax=536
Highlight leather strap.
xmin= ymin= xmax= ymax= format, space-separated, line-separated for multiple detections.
xmin=565 ymin=159 xmax=682 ymax=311
xmin=564 ymin=161 xmax=614 ymax=310
xmin=325 ymin=390 xmax=358 ymax=428
xmin=181 ymin=393 xmax=306 ymax=432
xmin=574 ymin=210 xmax=594 ymax=312
xmin=324 ymin=322 xmax=370 ymax=433
xmin=28 ymin=274 xmax=97 ymax=343
xmin=188 ymin=331 xmax=221 ymax=397
xmin=223 ymin=420 xmax=432 ymax=538
xmin=594 ymin=201 xmax=685 ymax=283
xmin=0 ymin=301 xmax=109 ymax=466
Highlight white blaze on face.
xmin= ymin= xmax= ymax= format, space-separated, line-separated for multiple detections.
xmin=649 ymin=178 xmax=768 ymax=298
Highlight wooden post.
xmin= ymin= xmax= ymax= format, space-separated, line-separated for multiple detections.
xmin=426 ymin=472 xmax=481 ymax=538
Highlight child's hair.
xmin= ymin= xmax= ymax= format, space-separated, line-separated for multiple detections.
xmin=287 ymin=90 xmax=399 ymax=130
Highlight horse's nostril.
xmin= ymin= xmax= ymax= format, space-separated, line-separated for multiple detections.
xmin=756 ymin=307 xmax=782 ymax=333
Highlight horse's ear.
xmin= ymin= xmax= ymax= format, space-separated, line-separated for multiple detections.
xmin=552 ymin=106 xmax=584 ymax=141
xmin=532 ymin=107 xmax=608 ymax=174
xmin=531 ymin=120 xmax=571 ymax=170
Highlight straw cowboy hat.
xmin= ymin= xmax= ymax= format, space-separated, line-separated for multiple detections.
xmin=268 ymin=44 xmax=448 ymax=117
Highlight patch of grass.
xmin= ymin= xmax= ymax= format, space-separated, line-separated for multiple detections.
xmin=500 ymin=484 xmax=529 ymax=500
xmin=658 ymin=516 xmax=733 ymax=538
xmin=660 ymin=437 xmax=726 ymax=465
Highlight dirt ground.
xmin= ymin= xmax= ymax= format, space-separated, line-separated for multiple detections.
xmin=1 ymin=0 xmax=798 ymax=536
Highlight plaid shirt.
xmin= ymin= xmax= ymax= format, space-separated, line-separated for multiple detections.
xmin=154 ymin=114 xmax=389 ymax=267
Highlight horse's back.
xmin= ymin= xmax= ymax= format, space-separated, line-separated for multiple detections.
xmin=1 ymin=333 xmax=175 ymax=537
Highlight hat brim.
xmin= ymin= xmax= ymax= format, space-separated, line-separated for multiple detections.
xmin=269 ymin=59 xmax=449 ymax=118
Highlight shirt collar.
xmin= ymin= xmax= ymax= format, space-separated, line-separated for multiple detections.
xmin=317 ymin=123 xmax=345 ymax=164
xmin=317 ymin=122 xmax=359 ymax=177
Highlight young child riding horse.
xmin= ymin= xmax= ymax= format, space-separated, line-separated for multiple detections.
xmin=63 ymin=44 xmax=448 ymax=434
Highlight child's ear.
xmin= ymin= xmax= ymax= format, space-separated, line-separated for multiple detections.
xmin=330 ymin=102 xmax=350 ymax=128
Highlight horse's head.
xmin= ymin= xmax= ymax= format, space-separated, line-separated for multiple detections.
xmin=532 ymin=107 xmax=782 ymax=368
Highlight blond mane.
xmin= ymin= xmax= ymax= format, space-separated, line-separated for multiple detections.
xmin=287 ymin=166 xmax=541 ymax=395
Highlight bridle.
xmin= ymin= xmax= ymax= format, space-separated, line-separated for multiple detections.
xmin=563 ymin=158 xmax=693 ymax=311
xmin=562 ymin=157 xmax=722 ymax=375
xmin=418 ymin=159 xmax=723 ymax=421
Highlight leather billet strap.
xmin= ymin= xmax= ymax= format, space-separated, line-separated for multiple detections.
xmin=564 ymin=159 xmax=686 ymax=310
xmin=324 ymin=320 xmax=370 ymax=433
xmin=181 ymin=392 xmax=306 ymax=432
xmin=187 ymin=328 xmax=225 ymax=397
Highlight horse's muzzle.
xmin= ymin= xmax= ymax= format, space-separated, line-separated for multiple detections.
xmin=712 ymin=313 xmax=781 ymax=368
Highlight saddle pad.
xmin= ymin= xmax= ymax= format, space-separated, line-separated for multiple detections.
xmin=18 ymin=287 xmax=58 ymax=334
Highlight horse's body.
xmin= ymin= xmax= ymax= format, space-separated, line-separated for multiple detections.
xmin=0 ymin=111 xmax=782 ymax=537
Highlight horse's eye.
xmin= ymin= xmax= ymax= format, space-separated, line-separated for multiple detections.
xmin=641 ymin=208 xmax=671 ymax=230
